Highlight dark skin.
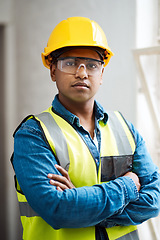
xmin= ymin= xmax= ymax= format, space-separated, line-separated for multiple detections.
xmin=48 ymin=165 xmax=75 ymax=192
xmin=50 ymin=48 xmax=103 ymax=139
xmin=48 ymin=165 xmax=141 ymax=192
xmin=48 ymin=48 xmax=141 ymax=192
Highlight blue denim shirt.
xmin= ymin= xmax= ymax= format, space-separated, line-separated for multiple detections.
xmin=13 ymin=95 xmax=160 ymax=239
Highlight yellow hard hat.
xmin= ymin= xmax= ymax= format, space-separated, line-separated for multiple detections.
xmin=42 ymin=17 xmax=114 ymax=68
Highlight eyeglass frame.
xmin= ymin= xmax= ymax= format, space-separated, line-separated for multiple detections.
xmin=55 ymin=56 xmax=105 ymax=76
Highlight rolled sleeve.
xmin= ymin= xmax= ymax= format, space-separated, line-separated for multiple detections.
xmin=98 ymin=122 xmax=160 ymax=228
xmin=13 ymin=119 xmax=140 ymax=229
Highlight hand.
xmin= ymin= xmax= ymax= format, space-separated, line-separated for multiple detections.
xmin=124 ymin=172 xmax=141 ymax=191
xmin=48 ymin=165 xmax=75 ymax=191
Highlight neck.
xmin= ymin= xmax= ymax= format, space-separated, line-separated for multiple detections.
xmin=58 ymin=95 xmax=95 ymax=138
xmin=58 ymin=94 xmax=95 ymax=116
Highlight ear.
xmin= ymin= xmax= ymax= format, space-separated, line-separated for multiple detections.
xmin=50 ymin=64 xmax=56 ymax=82
xmin=100 ymin=67 xmax=104 ymax=85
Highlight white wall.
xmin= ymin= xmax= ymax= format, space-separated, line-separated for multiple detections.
xmin=136 ymin=0 xmax=160 ymax=239
xmin=136 ymin=0 xmax=159 ymax=158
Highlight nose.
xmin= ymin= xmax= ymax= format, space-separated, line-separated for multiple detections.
xmin=75 ymin=64 xmax=88 ymax=79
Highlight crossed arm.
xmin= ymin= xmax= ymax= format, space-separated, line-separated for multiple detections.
xmin=48 ymin=164 xmax=160 ymax=227
xmin=48 ymin=164 xmax=141 ymax=192
xmin=48 ymin=164 xmax=76 ymax=191
xmin=13 ymin=119 xmax=160 ymax=229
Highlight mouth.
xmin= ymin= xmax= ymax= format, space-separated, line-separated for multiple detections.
xmin=72 ymin=82 xmax=89 ymax=88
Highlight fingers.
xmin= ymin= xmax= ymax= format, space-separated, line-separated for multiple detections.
xmin=47 ymin=174 xmax=70 ymax=187
xmin=54 ymin=164 xmax=75 ymax=188
xmin=49 ymin=179 xmax=70 ymax=191
xmin=57 ymin=186 xmax=63 ymax=192
xmin=55 ymin=164 xmax=70 ymax=180
xmin=47 ymin=164 xmax=75 ymax=190
xmin=51 ymin=181 xmax=66 ymax=192
xmin=124 ymin=172 xmax=141 ymax=191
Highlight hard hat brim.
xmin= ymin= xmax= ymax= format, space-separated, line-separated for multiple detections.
xmin=42 ymin=45 xmax=114 ymax=68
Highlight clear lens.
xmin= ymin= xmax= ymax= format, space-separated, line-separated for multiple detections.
xmin=57 ymin=57 xmax=104 ymax=75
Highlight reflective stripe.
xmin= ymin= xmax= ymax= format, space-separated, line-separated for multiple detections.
xmin=36 ymin=112 xmax=70 ymax=171
xmin=14 ymin=109 xmax=137 ymax=240
xmin=117 ymin=230 xmax=139 ymax=240
xmin=108 ymin=111 xmax=133 ymax=155
xmin=19 ymin=202 xmax=39 ymax=217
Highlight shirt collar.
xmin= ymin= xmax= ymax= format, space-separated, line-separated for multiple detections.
xmin=52 ymin=94 xmax=108 ymax=127
xmin=94 ymin=100 xmax=108 ymax=124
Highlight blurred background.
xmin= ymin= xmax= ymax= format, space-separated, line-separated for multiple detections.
xmin=0 ymin=0 xmax=160 ymax=239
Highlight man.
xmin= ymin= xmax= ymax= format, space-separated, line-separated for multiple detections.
xmin=12 ymin=17 xmax=160 ymax=240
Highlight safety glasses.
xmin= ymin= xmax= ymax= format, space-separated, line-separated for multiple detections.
xmin=56 ymin=57 xmax=104 ymax=76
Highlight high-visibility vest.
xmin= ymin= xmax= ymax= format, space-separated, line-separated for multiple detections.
xmin=13 ymin=107 xmax=139 ymax=240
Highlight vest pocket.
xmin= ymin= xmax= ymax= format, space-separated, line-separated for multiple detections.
xmin=101 ymin=155 xmax=133 ymax=182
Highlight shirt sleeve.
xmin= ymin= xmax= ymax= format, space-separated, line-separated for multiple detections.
xmin=98 ymin=121 xmax=160 ymax=228
xmin=13 ymin=118 xmax=139 ymax=229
